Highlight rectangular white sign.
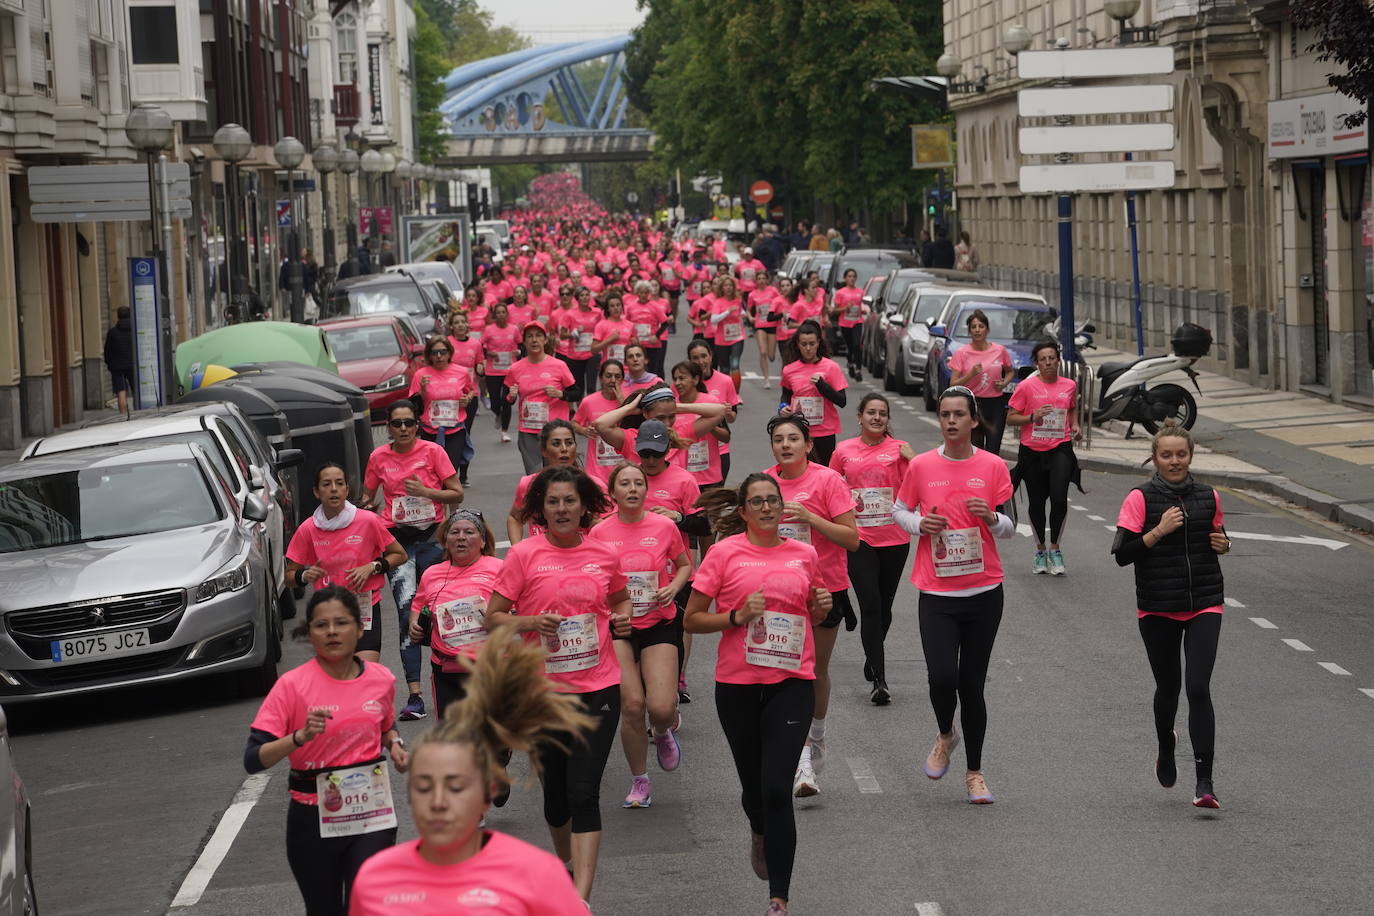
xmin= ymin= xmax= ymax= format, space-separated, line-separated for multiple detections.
xmin=1019 ymin=124 xmax=1175 ymax=155
xmin=1019 ymin=161 xmax=1176 ymax=193
xmin=1018 ymin=85 xmax=1174 ymax=118
xmin=1017 ymin=47 xmax=1175 ymax=80
xmin=1267 ymin=91 xmax=1367 ymax=159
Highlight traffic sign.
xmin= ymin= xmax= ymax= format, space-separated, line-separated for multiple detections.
xmin=31 ymin=199 xmax=193 ymax=223
xmin=28 ymin=164 xmax=192 ymax=204
xmin=277 ymin=200 xmax=292 ymax=227
xmin=1018 ymin=85 xmax=1174 ymax=118
xmin=1019 ymin=161 xmax=1175 ymax=194
xmin=1019 ymin=124 xmax=1175 ymax=155
xmin=750 ymin=180 xmax=774 ymax=205
xmin=1017 ymin=46 xmax=1174 ymax=80
xmin=626 ymin=191 xmax=639 ymax=204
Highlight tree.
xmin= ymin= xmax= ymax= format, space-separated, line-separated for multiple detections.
xmin=411 ymin=3 xmax=449 ymax=163
xmin=1290 ymin=0 xmax=1374 ymax=128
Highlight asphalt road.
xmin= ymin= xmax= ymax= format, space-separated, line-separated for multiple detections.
xmin=11 ymin=337 xmax=1374 ymax=916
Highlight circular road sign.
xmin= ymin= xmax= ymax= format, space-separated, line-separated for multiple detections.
xmin=750 ymin=180 xmax=774 ymax=205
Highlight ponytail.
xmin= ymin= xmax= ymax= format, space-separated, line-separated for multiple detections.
xmin=694 ymin=472 xmax=780 ymax=538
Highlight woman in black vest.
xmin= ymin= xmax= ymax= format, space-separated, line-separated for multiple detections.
xmin=1111 ymin=420 xmax=1231 ymax=809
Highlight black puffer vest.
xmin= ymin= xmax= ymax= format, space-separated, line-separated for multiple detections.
xmin=1133 ymin=478 xmax=1224 ymax=613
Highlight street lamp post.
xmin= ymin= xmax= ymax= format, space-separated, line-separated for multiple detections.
xmin=125 ymin=103 xmax=176 ymax=406
xmin=394 ymin=159 xmax=412 ymax=218
xmin=378 ymin=152 xmax=397 ymax=247
xmin=274 ymin=136 xmax=306 ymax=323
xmin=313 ymin=144 xmax=339 ymax=281
xmin=360 ymin=149 xmax=386 ymax=267
xmin=213 ymin=123 xmax=252 ymax=324
xmin=339 ymin=148 xmax=360 ymax=261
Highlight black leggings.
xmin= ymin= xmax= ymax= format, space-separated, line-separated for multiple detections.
xmin=536 ymin=684 xmax=620 ymax=833
xmin=720 ymin=452 xmax=731 ymax=484
xmin=1138 ymin=613 xmax=1221 ymax=778
xmin=810 ymin=434 xmax=836 ymax=468
xmin=1024 ymin=443 xmax=1073 ymax=545
xmin=645 ymin=345 xmax=668 ymax=378
xmin=285 ymin=799 xmax=396 ymax=916
xmin=841 ymin=325 xmax=862 ymax=368
xmin=848 ymin=541 xmax=911 ymax=683
xmin=918 ymin=586 xmax=1003 ymax=771
xmin=431 ymin=660 xmax=469 ymax=717
xmin=972 ymin=396 xmax=1009 ymax=458
xmin=485 ymin=375 xmax=512 ymax=431
xmin=715 ymin=678 xmax=814 ymax=902
xmin=419 ymin=428 xmax=467 ymax=480
xmin=713 ymin=340 xmax=744 ymax=374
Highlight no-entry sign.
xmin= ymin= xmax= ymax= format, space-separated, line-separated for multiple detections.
xmin=750 ymin=180 xmax=774 ymax=205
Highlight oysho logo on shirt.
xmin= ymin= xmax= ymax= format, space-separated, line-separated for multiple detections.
xmin=383 ymin=891 xmax=427 ymax=904
xmin=456 ymin=888 xmax=502 ymax=908
xmin=928 ymin=480 xmax=950 ymax=488
xmin=536 ymin=564 xmax=565 ymax=572
xmin=738 ymin=561 xmax=769 ymax=568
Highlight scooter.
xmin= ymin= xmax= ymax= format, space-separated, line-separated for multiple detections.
xmin=1090 ymin=322 xmax=1212 ymax=434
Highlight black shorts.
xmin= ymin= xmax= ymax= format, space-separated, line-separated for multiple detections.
xmin=110 ymin=370 xmax=132 ymax=393
xmin=819 ymin=589 xmax=855 ymax=630
xmin=614 ymin=612 xmax=682 ymax=662
xmin=757 ymin=326 xmax=777 ymax=335
xmin=357 ymin=598 xmax=382 ymax=653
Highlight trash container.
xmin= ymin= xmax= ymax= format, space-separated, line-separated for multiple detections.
xmin=222 ymin=375 xmax=359 ymax=517
xmin=233 ymin=363 xmax=376 ymax=472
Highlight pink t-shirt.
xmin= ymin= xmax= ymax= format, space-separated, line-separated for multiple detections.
xmin=834 ymin=286 xmax=865 ymax=328
xmin=781 ymin=358 xmax=848 ymax=437
xmin=549 ymin=306 xmax=577 ymax=357
xmin=1008 ymin=375 xmax=1077 ymax=451
xmin=735 ymin=259 xmax=766 ymax=292
xmin=349 ymin=833 xmax=585 ymax=916
xmin=286 ymin=510 xmax=395 ymax=607
xmin=657 ymin=259 xmax=683 ymax=290
xmin=671 ymin=394 xmax=724 ymax=485
xmin=625 ymin=299 xmax=667 ymax=349
xmin=560 ymin=308 xmax=601 ymax=359
xmin=710 ymin=297 xmax=747 ymax=346
xmin=896 ymin=447 xmax=1014 ymax=592
xmin=250 ymin=658 xmax=396 ymax=803
xmin=828 ymin=436 xmax=914 ymax=548
xmin=505 ymin=303 xmax=534 ymax=328
xmin=643 ymin=465 xmax=702 ymax=516
xmin=464 ymin=307 xmax=488 ymax=336
xmin=1117 ymin=488 xmax=1226 ymax=622
xmin=414 ymin=555 xmax=503 ymax=663
xmin=588 ymin=512 xmax=688 ymax=628
xmin=492 ymin=535 xmax=626 ymax=694
xmin=364 ymin=440 xmax=457 ymax=528
xmin=749 ymin=288 xmax=779 ymax=329
xmin=481 ymin=323 xmax=522 ymax=376
xmin=692 ymin=533 xmax=822 ymax=685
xmin=683 ymin=265 xmax=710 ymax=299
xmin=505 ymin=357 xmax=575 ymax=434
xmin=447 ymin=336 xmax=484 ymax=376
xmin=572 ymin=392 xmax=625 ymax=481
xmin=529 ymin=289 xmax=558 ymax=321
xmin=409 ymin=365 xmax=475 ymax=433
xmin=947 ymin=343 xmax=1012 ymax=399
xmin=700 ymin=370 xmax=739 ymax=457
xmin=592 ymin=318 xmax=634 ymax=363
xmin=766 ymin=462 xmax=854 ymax=592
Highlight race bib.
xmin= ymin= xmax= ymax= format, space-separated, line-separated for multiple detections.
xmin=853 ymin=487 xmax=894 ymax=528
xmin=626 ymin=571 xmax=659 ymax=618
xmin=429 ymin=399 xmax=460 ymax=427
xmin=522 ymin=399 xmax=550 ymax=427
xmin=661 ymin=268 xmax=675 ymax=283
xmin=595 ymin=435 xmax=622 ymax=467
xmin=316 ymin=761 xmax=397 ymax=838
xmin=607 ymin=344 xmax=626 ymax=362
xmin=391 ymin=495 xmax=436 ymax=527
xmin=722 ymin=321 xmax=744 ymax=343
xmin=543 ymin=613 xmax=600 ymax=674
xmin=932 ymin=527 xmax=984 ymax=577
xmin=492 ymin=350 xmax=513 ymax=370
xmin=745 ymin=612 xmax=806 ymax=671
xmin=435 ymin=595 xmax=487 ymax=650
xmin=741 ymin=268 xmax=756 ymax=282
xmin=685 ymin=439 xmax=710 ymax=473
xmin=634 ymin=322 xmax=653 ymax=339
xmin=778 ymin=522 xmax=812 ymax=545
xmin=796 ymin=396 xmax=824 ymax=423
xmin=353 ymin=591 xmax=375 ymax=630
xmin=691 ymin=281 xmax=704 ymax=295
xmin=1032 ymin=407 xmax=1068 ymax=441
xmin=576 ymin=331 xmax=593 ymax=350
xmin=598 ymin=260 xmax=611 ymax=273
xmin=846 ymin=305 xmax=861 ymax=320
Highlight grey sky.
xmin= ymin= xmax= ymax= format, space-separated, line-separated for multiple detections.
xmin=488 ymin=0 xmax=645 ymax=43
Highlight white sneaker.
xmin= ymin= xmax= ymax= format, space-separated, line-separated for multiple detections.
xmin=793 ymin=748 xmax=819 ymax=798
xmin=809 ymin=737 xmax=825 ymax=775
xmin=500 ymin=432 xmax=512 ymax=443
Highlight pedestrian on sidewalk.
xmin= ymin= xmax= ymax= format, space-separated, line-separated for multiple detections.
xmin=103 ymin=306 xmax=134 ymax=416
xmin=954 ymin=230 xmax=980 ymax=273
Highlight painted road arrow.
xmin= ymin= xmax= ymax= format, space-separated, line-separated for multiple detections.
xmin=1228 ymin=531 xmax=1349 ymax=551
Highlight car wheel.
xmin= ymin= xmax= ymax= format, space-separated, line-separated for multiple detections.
xmin=237 ymin=598 xmax=281 ymax=698
xmin=923 ymin=367 xmax=938 ymax=412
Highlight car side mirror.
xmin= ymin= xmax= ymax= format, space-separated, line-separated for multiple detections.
xmin=889 ymin=314 xmax=907 ymax=328
xmin=248 ymin=465 xmax=267 ymax=491
xmin=929 ymin=325 xmax=946 ymax=337
xmin=243 ymin=493 xmax=270 ymax=523
xmin=274 ymin=447 xmax=304 ymax=471
xmin=411 ymin=342 xmax=425 ymax=357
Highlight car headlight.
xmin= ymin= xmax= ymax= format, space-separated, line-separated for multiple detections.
xmin=373 ymin=374 xmax=407 ymax=392
xmin=907 ymin=336 xmax=930 ymax=356
xmin=195 ymin=559 xmax=251 ymax=603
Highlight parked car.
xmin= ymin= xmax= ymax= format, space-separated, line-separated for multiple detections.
xmin=476 ymin=218 xmax=512 ymax=249
xmin=863 ymin=268 xmax=982 ymax=377
xmin=824 ymin=248 xmax=920 ymax=296
xmin=21 ymin=403 xmax=301 ymax=612
xmin=777 ymin=250 xmax=815 ymax=282
xmin=924 ymin=298 xmax=1056 ymax=412
xmin=0 ymin=704 xmax=35 ymax=913
xmin=319 ymin=314 xmax=426 ymax=422
xmin=0 ymin=442 xmax=281 ymax=700
xmin=329 ymin=274 xmax=447 ymax=337
xmin=387 ymin=260 xmax=465 ymax=295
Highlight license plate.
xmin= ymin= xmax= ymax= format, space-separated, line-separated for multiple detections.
xmin=49 ymin=629 xmax=151 ymax=663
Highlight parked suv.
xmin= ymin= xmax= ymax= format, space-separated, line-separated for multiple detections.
xmin=329 ymin=274 xmax=447 ymax=337
xmin=0 ymin=443 xmax=281 ymax=700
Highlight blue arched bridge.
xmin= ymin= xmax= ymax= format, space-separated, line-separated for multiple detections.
xmin=441 ymin=35 xmax=654 ymax=165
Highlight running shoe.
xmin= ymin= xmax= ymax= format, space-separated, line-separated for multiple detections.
xmin=1192 ymin=779 xmax=1221 ymax=809
xmin=750 ymin=832 xmax=768 ymax=880
xmin=673 ymin=709 xmax=682 ymax=732
xmin=399 ymin=693 xmax=426 ymax=721
xmin=480 ymin=394 xmax=491 ymax=412
xmin=763 ymin=379 xmax=771 ymax=390
xmin=1156 ymin=730 xmax=1177 ymax=789
xmin=765 ymin=902 xmax=788 ymax=915
xmin=677 ymin=676 xmax=692 ymax=704
xmin=1048 ymin=549 xmax=1066 ymax=576
xmin=966 ymin=770 xmax=995 ymax=804
xmin=654 ymin=729 xmax=681 ymax=771
xmin=1032 ymin=550 xmax=1048 ymax=574
xmin=870 ymin=681 xmax=891 ymax=706
xmin=622 ymin=775 xmax=652 ymax=808
xmin=923 ymin=728 xmax=960 ymax=779
xmin=500 ymin=431 xmax=512 ymax=443
xmin=793 ymin=749 xmax=819 ymax=798
xmin=809 ymin=736 xmax=826 ymax=775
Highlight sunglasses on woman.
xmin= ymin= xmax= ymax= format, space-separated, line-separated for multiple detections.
xmin=389 ymin=418 xmax=418 ymax=428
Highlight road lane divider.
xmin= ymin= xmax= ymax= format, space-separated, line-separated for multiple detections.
xmin=1225 ymin=597 xmax=1246 ymax=608
xmin=1318 ymin=662 xmax=1352 ymax=676
xmin=1281 ymin=638 xmax=1314 ymax=652
xmin=845 ymin=757 xmax=882 ymax=794
xmin=915 ymin=903 xmax=946 ymax=915
xmin=171 ymin=772 xmax=272 ymax=907
xmin=1249 ymin=617 xmax=1277 ymax=629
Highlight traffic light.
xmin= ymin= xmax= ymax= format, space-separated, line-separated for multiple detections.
xmin=927 ymin=202 xmax=936 ymax=217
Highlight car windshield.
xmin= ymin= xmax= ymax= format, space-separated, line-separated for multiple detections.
xmin=325 ymin=325 xmax=401 ymax=361
xmin=953 ymin=305 xmax=1052 ymax=341
xmin=913 ymin=292 xmax=950 ymax=324
xmin=350 ymin=285 xmax=428 ymax=317
xmin=839 ymin=260 xmax=888 ymax=288
xmin=817 ymin=260 xmax=833 ymax=283
xmin=885 ymin=276 xmax=918 ymax=309
xmin=0 ymin=460 xmax=222 ymax=553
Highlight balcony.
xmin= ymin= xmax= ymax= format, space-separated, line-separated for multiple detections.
xmin=333 ymin=83 xmax=359 ymax=126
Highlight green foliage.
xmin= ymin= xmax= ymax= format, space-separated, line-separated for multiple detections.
xmin=431 ymin=0 xmax=530 ymax=68
xmin=411 ymin=3 xmax=449 ymax=163
xmin=1291 ymin=0 xmax=1374 ymax=128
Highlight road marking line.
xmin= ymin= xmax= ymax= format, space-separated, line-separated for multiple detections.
xmin=1225 ymin=597 xmax=1246 ymax=608
xmin=1319 ymin=662 xmax=1352 ymax=676
xmin=1282 ymin=638 xmax=1314 ymax=652
xmin=1070 ymin=504 xmax=1087 ymax=511
xmin=1103 ymin=524 xmax=1116 ymax=531
xmin=171 ymin=772 xmax=272 ymax=907
xmin=1228 ymin=531 xmax=1348 ymax=551
xmin=915 ymin=904 xmax=946 ymax=916
xmin=1249 ymin=617 xmax=1277 ymax=629
xmin=1016 ymin=523 xmax=1033 ymax=538
xmin=846 ymin=757 xmax=882 ymax=794
xmin=917 ymin=415 xmax=939 ymax=427
xmin=1087 ymin=514 xmax=1104 ymax=521
xmin=1360 ymin=688 xmax=1374 ymax=700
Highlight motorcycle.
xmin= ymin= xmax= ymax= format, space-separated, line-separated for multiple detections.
xmin=1088 ymin=322 xmax=1211 ymax=434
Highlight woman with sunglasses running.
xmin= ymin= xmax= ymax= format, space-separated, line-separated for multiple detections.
xmin=487 ymin=467 xmax=632 ymax=905
xmin=778 ymin=320 xmax=847 ymax=468
xmin=893 ymin=387 xmax=1014 ymax=804
xmin=828 ymin=393 xmax=915 ymax=705
xmin=506 ymin=321 xmax=579 ymax=475
xmin=590 ymin=462 xmax=693 ymax=809
xmin=688 ymin=474 xmax=832 ymax=916
xmin=480 ymin=303 xmax=519 ymax=444
xmin=409 ymin=337 xmax=477 ymax=485
xmin=363 ymin=402 xmax=465 ymax=722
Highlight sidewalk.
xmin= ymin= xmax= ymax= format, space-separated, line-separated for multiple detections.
xmin=0 ymin=406 xmax=124 ymax=466
xmin=1065 ymin=344 xmax=1374 ymax=535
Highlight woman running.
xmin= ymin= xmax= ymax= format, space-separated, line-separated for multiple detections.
xmin=245 ymin=587 xmax=407 ymax=916
xmin=572 ymin=359 xmax=627 ymax=484
xmin=506 ymin=284 xmax=534 ymax=328
xmin=670 ymin=360 xmax=729 ymax=491
xmin=778 ymin=320 xmax=848 ymax=467
xmin=347 ymin=627 xmax=590 ymax=916
xmin=947 ymin=309 xmax=1013 ymax=457
xmin=1111 ymin=420 xmax=1229 ymax=809
xmin=592 ymin=292 xmax=634 ymax=364
xmin=505 ymin=420 xmax=590 ymax=545
xmin=893 ymin=387 xmax=1015 ymax=804
xmin=749 ymin=272 xmax=781 ymax=389
xmin=457 ymin=285 xmax=487 ymax=337
xmin=831 ymin=267 xmax=865 ymax=381
xmin=763 ymin=414 xmax=859 ymax=797
xmin=446 ymin=311 xmax=485 ymax=485
xmin=286 ymin=462 xmax=405 ymax=666
xmin=590 ymin=462 xmax=693 ymax=808
xmin=687 ymin=338 xmax=740 ymax=483
xmin=480 ymin=302 xmax=520 ymax=444
xmin=486 ymin=467 xmax=632 ymax=904
xmin=621 ymin=343 xmax=662 ymax=393
xmin=687 ymin=474 xmax=832 ymax=916
xmin=409 ymin=336 xmax=476 ymax=482
xmin=505 ymin=321 xmax=579 ymax=475
xmin=708 ymin=276 xmax=747 ymax=389
xmin=773 ymin=277 xmax=799 ymax=349
xmin=591 ymin=383 xmax=727 ymax=466
xmin=559 ymin=286 xmax=602 ymax=394
xmin=828 ymin=394 xmax=915 ymax=705
xmin=363 ymin=402 xmax=465 ymax=722
xmin=626 ymin=280 xmax=670 ymax=378
xmin=1007 ymin=339 xmax=1081 ymax=576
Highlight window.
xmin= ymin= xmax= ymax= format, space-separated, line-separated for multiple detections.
xmin=336 ymin=12 xmax=356 ymax=83
xmin=129 ymin=6 xmax=178 ymax=64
